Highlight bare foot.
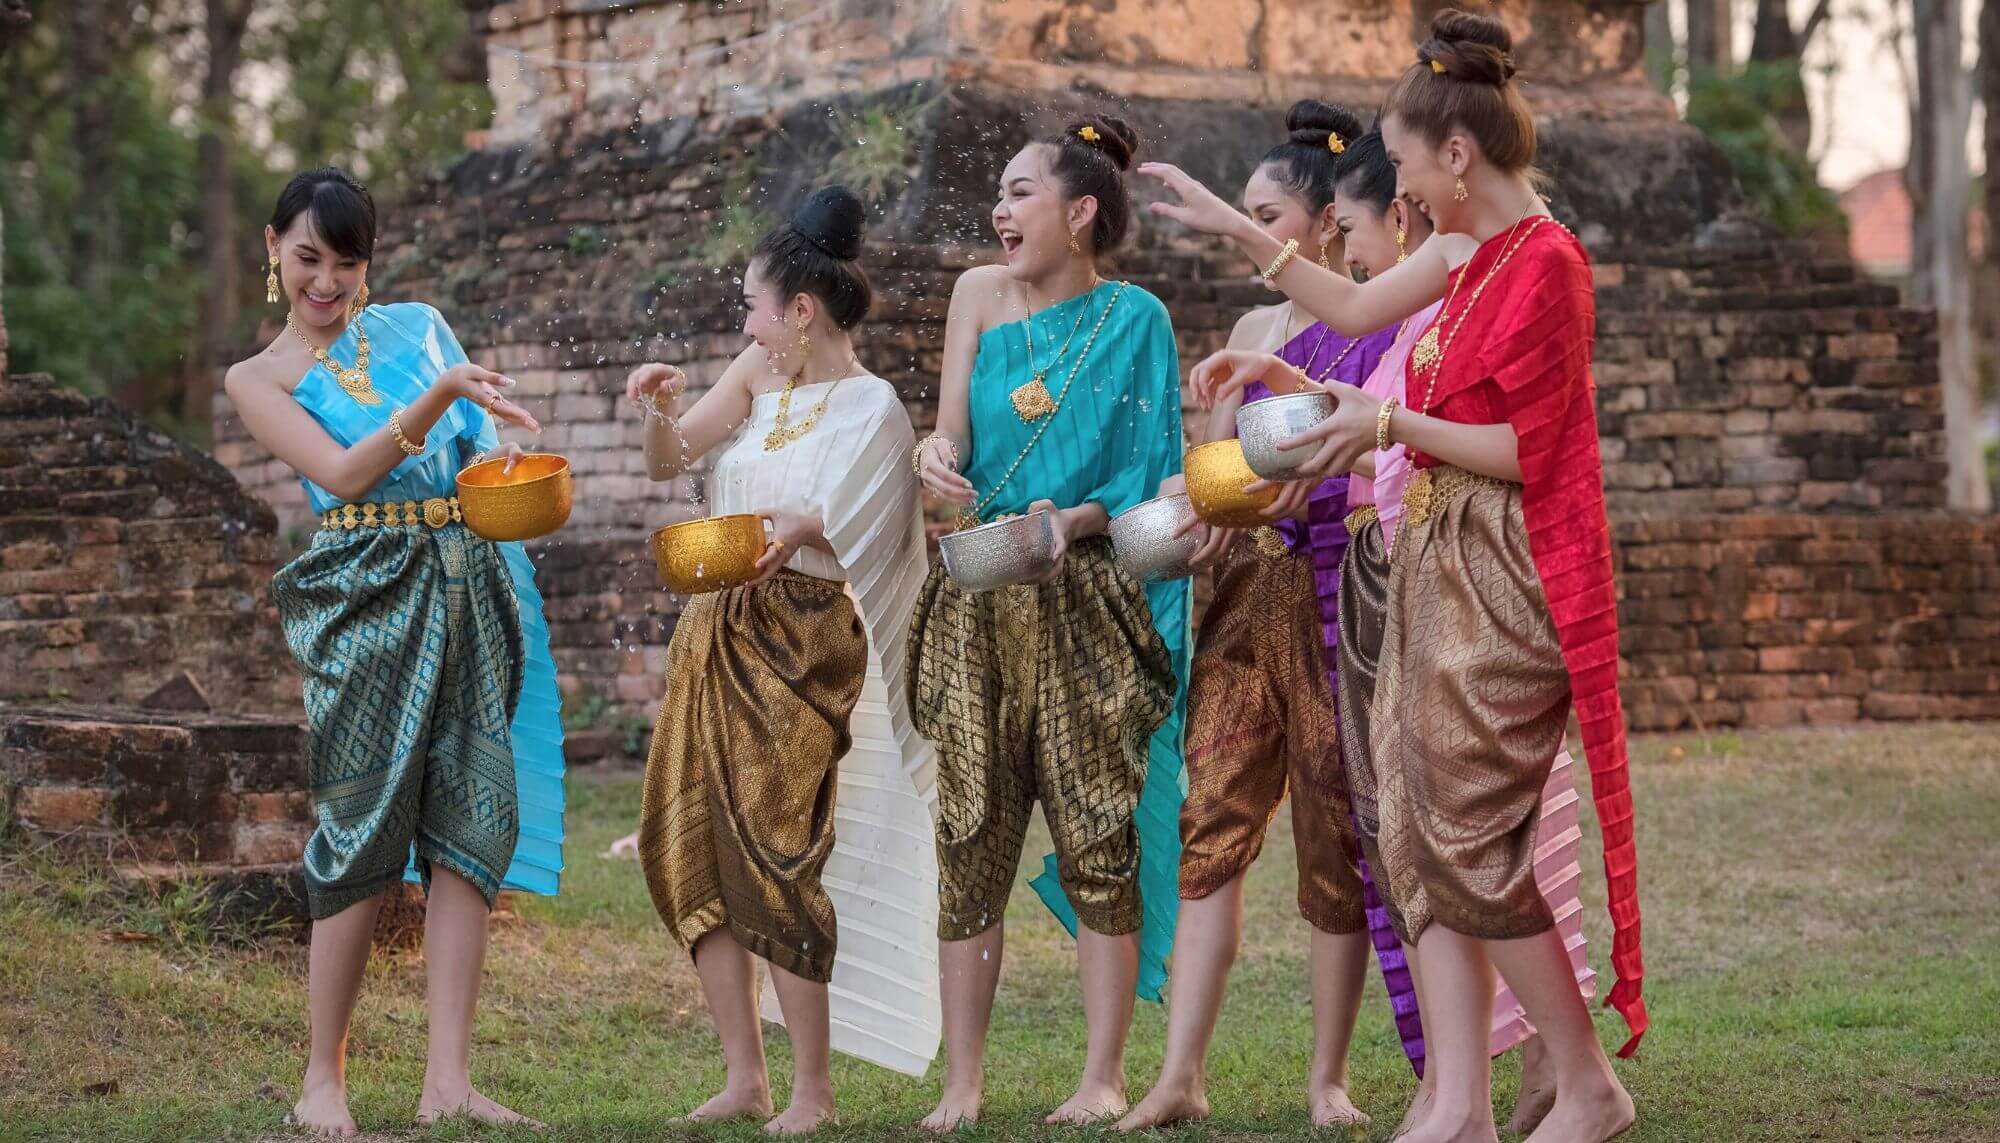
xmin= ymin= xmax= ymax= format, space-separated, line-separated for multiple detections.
xmin=919 ymin=1084 xmax=981 ymax=1132
xmin=1394 ymin=1078 xmax=1436 ymax=1139
xmin=415 ymin=1085 xmax=542 ymax=1129
xmin=1506 ymin=1035 xmax=1558 ymax=1135
xmin=1395 ymin=1109 xmax=1499 ymax=1143
xmin=1045 ymin=1079 xmax=1127 ymax=1126
xmin=1115 ymin=1079 xmax=1208 ymax=1132
xmin=1309 ymin=1083 xmax=1370 ymax=1130
xmin=290 ymin=1079 xmax=357 ymax=1137
xmin=682 ymin=1083 xmax=775 ymax=1123
xmin=764 ymin=1096 xmax=838 ymax=1135
xmin=1522 ymin=1078 xmax=1633 ymax=1143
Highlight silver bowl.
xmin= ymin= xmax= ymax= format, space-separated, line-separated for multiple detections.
xmin=1109 ymin=493 xmax=1201 ymax=583
xmin=939 ymin=509 xmax=1057 ymax=591
xmin=1237 ymin=391 xmax=1335 ymax=480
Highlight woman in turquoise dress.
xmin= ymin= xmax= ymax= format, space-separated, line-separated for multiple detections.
xmin=908 ymin=116 xmax=1189 ymax=1129
xmin=224 ymin=168 xmax=566 ymax=1136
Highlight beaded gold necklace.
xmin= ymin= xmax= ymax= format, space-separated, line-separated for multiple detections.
xmin=961 ymin=281 xmax=1130 ymax=529
xmin=1409 ymin=213 xmax=1547 ymax=414
xmin=1012 ymin=281 xmax=1098 ymax=421
xmin=763 ymin=353 xmax=861 ymax=451
xmin=288 ymin=311 xmax=377 ymax=406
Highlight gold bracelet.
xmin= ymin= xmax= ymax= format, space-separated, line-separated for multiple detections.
xmin=1375 ymin=396 xmax=1399 ymax=454
xmin=912 ymin=433 xmax=956 ymax=476
xmin=1260 ymin=238 xmax=1301 ymax=283
xmin=388 ymin=409 xmax=425 ymax=456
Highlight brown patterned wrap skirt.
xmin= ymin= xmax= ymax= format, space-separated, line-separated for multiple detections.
xmin=1334 ymin=507 xmax=1402 ymax=933
xmin=638 ymin=569 xmax=867 ymax=983
xmin=1181 ymin=535 xmax=1364 ymax=933
xmin=909 ymin=536 xmax=1174 ymax=941
xmin=1372 ymin=471 xmax=1570 ymax=944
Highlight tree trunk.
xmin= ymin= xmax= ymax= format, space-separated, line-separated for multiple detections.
xmin=1979 ymin=0 xmax=2000 ymax=344
xmin=64 ymin=0 xmax=117 ymax=296
xmin=1908 ymin=0 xmax=1988 ymax=510
xmin=1684 ymin=0 xmax=1733 ymax=74
xmin=1645 ymin=0 xmax=1675 ymax=92
xmin=1748 ymin=0 xmax=1821 ymax=156
xmin=186 ymin=0 xmax=254 ymax=430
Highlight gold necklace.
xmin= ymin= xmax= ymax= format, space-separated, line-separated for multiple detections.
xmin=288 ymin=311 xmax=377 ymax=405
xmin=1010 ymin=279 xmax=1100 ymax=422
xmin=763 ymin=353 xmax=860 ymax=451
xmin=1411 ymin=214 xmax=1547 ymax=413
xmin=1272 ymin=304 xmax=1358 ymax=393
xmin=962 ymin=281 xmax=1130 ymax=529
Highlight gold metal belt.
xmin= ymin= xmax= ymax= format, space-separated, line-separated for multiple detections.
xmin=1343 ymin=503 xmax=1379 ymax=539
xmin=1400 ymin=466 xmax=1514 ymax=529
xmin=321 ymin=497 xmax=463 ymax=531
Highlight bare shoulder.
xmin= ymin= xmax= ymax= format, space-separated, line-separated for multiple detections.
xmin=223 ymin=341 xmax=301 ymax=400
xmin=949 ymin=264 xmax=1019 ymax=331
xmin=1226 ymin=304 xmax=1286 ymax=352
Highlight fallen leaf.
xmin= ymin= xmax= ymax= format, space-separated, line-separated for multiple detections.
xmin=103 ymin=931 xmax=156 ymax=943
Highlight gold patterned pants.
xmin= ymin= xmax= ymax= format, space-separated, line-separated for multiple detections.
xmin=909 ymin=537 xmax=1173 ymax=940
xmin=1373 ymin=475 xmax=1568 ymax=944
xmin=638 ymin=571 xmax=866 ymax=983
xmin=1181 ymin=538 xmax=1364 ymax=933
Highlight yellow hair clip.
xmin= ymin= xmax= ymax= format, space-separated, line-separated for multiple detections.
xmin=1078 ymin=125 xmax=1100 ymax=142
xmin=1430 ymin=59 xmax=1447 ymax=74
xmin=1328 ymin=132 xmax=1346 ymax=155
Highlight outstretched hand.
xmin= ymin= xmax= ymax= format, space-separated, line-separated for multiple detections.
xmin=1138 ymin=162 xmax=1252 ymax=240
xmin=1189 ymin=349 xmax=1293 ymax=409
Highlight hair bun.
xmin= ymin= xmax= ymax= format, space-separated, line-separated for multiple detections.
xmin=1420 ymin=8 xmax=1517 ymax=86
xmin=790 ymin=185 xmax=866 ymax=261
xmin=1284 ymin=99 xmax=1364 ymax=148
xmin=1066 ymin=114 xmax=1141 ymax=170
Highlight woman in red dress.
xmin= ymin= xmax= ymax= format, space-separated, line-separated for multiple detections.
xmin=1144 ymin=11 xmax=1643 ymax=1143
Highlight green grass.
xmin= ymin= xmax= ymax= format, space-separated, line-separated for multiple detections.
xmin=3 ymin=724 xmax=1997 ymax=1141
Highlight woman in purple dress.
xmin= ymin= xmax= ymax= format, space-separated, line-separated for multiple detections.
xmin=1119 ymin=100 xmax=1400 ymax=1134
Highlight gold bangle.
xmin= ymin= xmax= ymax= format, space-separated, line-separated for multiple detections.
xmin=912 ymin=433 xmax=956 ymax=476
xmin=1376 ymin=397 xmax=1399 ymax=454
xmin=1260 ymin=238 xmax=1301 ymax=283
xmin=388 ymin=409 xmax=425 ymax=456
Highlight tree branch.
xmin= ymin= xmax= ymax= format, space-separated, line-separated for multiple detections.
xmin=1801 ymin=0 xmax=1834 ymax=47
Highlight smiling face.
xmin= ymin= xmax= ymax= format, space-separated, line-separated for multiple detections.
xmin=1380 ymin=113 xmax=1465 ymax=234
xmin=1243 ymin=162 xmax=1338 ymax=291
xmin=742 ymin=257 xmax=812 ymax=376
xmin=267 ymin=213 xmax=367 ymax=332
xmin=991 ymin=143 xmax=1094 ymax=281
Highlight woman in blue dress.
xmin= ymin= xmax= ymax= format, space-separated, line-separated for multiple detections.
xmin=224 ymin=168 xmax=566 ymax=1136
xmin=909 ymin=115 xmax=1189 ymax=1130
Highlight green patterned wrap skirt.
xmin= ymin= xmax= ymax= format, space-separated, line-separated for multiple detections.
xmin=273 ymin=521 xmax=524 ymax=920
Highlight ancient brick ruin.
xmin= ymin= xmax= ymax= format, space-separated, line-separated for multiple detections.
xmin=211 ymin=0 xmax=2000 ymax=732
xmin=1 ymin=367 xmax=315 ymax=912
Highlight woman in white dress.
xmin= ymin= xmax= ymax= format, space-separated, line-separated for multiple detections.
xmin=621 ymin=186 xmax=940 ymax=1133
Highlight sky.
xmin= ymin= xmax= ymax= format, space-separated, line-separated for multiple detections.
xmin=1790 ymin=0 xmax=1983 ymax=190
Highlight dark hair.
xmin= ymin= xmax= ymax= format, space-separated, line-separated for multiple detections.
xmin=1333 ymin=131 xmax=1398 ymax=216
xmin=752 ymin=185 xmax=872 ymax=329
xmin=1385 ymin=9 xmax=1536 ymax=174
xmin=1259 ymin=99 xmax=1365 ymax=216
xmin=1042 ymin=114 xmax=1142 ymax=254
xmin=269 ymin=167 xmax=377 ymax=261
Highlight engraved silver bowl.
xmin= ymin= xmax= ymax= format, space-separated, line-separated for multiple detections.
xmin=1109 ymin=493 xmax=1201 ymax=583
xmin=938 ymin=509 xmax=1057 ymax=591
xmin=1237 ymin=391 xmax=1336 ymax=480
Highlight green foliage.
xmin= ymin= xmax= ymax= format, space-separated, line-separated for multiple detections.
xmin=822 ymin=92 xmax=934 ymax=204
xmin=695 ymin=160 xmax=776 ymax=271
xmin=1685 ymin=61 xmax=1846 ymax=236
xmin=0 ymin=0 xmax=488 ymax=414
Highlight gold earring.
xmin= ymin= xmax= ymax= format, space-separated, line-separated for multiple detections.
xmin=1318 ymin=240 xmax=1332 ymax=270
xmin=266 ymin=256 xmax=280 ymax=305
xmin=1068 ymin=230 xmax=1081 ymax=256
xmin=1453 ymin=176 xmax=1469 ymax=203
xmin=349 ymin=282 xmax=370 ymax=319
xmin=1394 ymin=224 xmax=1409 ymax=264
xmin=793 ymin=321 xmax=811 ymax=378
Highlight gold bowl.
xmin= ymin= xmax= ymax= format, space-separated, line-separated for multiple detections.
xmin=456 ymin=453 xmax=574 ymax=541
xmin=651 ymin=513 xmax=771 ymax=594
xmin=1183 ymin=439 xmax=1279 ymax=528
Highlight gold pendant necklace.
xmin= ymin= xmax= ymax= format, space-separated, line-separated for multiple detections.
xmin=763 ymin=354 xmax=859 ymax=451
xmin=1411 ymin=213 xmax=1546 ymax=414
xmin=289 ymin=311 xmax=378 ymax=405
xmin=1010 ymin=280 xmax=1097 ymax=422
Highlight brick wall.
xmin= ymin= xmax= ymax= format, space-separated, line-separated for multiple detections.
xmin=1615 ymin=515 xmax=2000 ymax=730
xmin=1 ymin=372 xmax=299 ymax=716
